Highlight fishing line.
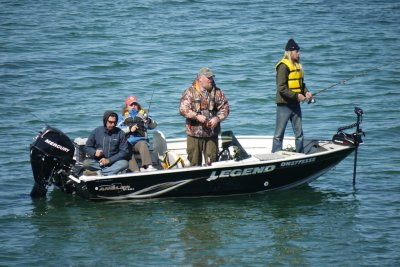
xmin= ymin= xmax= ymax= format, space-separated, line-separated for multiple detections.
xmin=146 ymin=88 xmax=156 ymax=116
xmin=308 ymin=64 xmax=385 ymax=104
xmin=29 ymin=111 xmax=50 ymax=127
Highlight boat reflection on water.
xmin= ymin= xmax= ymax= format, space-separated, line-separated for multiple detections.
xmin=28 ymin=184 xmax=359 ymax=265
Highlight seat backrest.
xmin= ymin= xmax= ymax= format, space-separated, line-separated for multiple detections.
xmin=152 ymin=130 xmax=168 ymax=160
xmin=161 ymin=150 xmax=190 ymax=169
xmin=220 ymin=131 xmax=251 ymax=161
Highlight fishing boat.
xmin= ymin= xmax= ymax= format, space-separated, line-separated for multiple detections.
xmin=29 ymin=107 xmax=364 ymax=201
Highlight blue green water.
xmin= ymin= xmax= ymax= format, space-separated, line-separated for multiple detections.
xmin=1 ymin=0 xmax=399 ymax=266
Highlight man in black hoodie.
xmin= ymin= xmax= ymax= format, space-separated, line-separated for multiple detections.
xmin=83 ymin=111 xmax=129 ymax=176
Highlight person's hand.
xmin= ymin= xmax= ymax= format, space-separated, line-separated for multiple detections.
xmin=143 ymin=113 xmax=150 ymax=124
xmin=95 ymin=149 xmax=103 ymax=157
xmin=207 ymin=117 xmax=220 ymax=128
xmin=99 ymin=158 xmax=110 ymax=166
xmin=305 ymin=92 xmax=313 ymax=100
xmin=297 ymin=94 xmax=306 ymax=102
xmin=196 ymin=114 xmax=207 ymax=123
xmin=143 ymin=118 xmax=152 ymax=125
xmin=130 ymin=124 xmax=139 ymax=133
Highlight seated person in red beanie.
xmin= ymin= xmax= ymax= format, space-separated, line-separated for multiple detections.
xmin=118 ymin=95 xmax=158 ymax=172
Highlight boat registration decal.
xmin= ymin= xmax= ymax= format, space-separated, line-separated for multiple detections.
xmin=280 ymin=157 xmax=316 ymax=167
xmin=207 ymin=165 xmax=276 ymax=181
xmin=95 ymin=183 xmax=134 ymax=192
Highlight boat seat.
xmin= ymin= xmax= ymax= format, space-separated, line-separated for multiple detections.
xmin=151 ymin=130 xmax=190 ymax=169
xmin=73 ymin=137 xmax=88 ymax=163
xmin=152 ymin=130 xmax=168 ymax=160
xmin=161 ymin=150 xmax=190 ymax=169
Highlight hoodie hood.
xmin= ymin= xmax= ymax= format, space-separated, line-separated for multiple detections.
xmin=103 ymin=110 xmax=119 ymax=127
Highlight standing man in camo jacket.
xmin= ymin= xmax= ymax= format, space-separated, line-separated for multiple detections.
xmin=179 ymin=67 xmax=230 ymax=166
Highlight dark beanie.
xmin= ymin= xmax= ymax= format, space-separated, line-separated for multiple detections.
xmin=285 ymin=39 xmax=300 ymax=51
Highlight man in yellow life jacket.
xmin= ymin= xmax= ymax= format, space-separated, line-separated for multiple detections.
xmin=272 ymin=39 xmax=313 ymax=153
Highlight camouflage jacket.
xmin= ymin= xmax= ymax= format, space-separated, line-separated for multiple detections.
xmin=179 ymin=80 xmax=230 ymax=138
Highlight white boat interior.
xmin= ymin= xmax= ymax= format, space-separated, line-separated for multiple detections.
xmin=74 ymin=130 xmax=350 ymax=174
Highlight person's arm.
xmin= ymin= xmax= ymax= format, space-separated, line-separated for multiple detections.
xmin=146 ymin=115 xmax=157 ymax=129
xmin=179 ymin=88 xmax=198 ymax=119
xmin=276 ymin=63 xmax=298 ymax=101
xmin=84 ymin=129 xmax=98 ymax=157
xmin=207 ymin=88 xmax=229 ymax=128
xmin=108 ymin=132 xmax=129 ymax=164
xmin=302 ymin=82 xmax=313 ymax=99
xmin=215 ymin=88 xmax=230 ymax=122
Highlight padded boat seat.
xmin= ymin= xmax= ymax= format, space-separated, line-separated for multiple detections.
xmin=161 ymin=150 xmax=190 ymax=169
xmin=152 ymin=130 xmax=190 ymax=169
xmin=152 ymin=130 xmax=168 ymax=160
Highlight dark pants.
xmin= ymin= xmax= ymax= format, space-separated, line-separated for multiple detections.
xmin=128 ymin=140 xmax=153 ymax=172
xmin=187 ymin=135 xmax=218 ymax=166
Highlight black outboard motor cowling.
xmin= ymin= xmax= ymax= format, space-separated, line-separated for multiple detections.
xmin=30 ymin=126 xmax=75 ymax=198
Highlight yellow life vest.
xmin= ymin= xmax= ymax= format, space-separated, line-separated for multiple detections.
xmin=276 ymin=58 xmax=304 ymax=93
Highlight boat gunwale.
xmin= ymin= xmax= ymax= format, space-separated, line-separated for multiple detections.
xmin=78 ymin=136 xmax=355 ymax=182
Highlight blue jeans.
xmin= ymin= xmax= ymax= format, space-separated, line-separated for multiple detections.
xmin=271 ymin=104 xmax=304 ymax=153
xmin=83 ymin=159 xmax=128 ymax=176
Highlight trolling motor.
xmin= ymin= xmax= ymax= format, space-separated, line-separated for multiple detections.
xmin=30 ymin=126 xmax=76 ymax=198
xmin=332 ymin=107 xmax=364 ymax=146
xmin=332 ymin=107 xmax=365 ymax=186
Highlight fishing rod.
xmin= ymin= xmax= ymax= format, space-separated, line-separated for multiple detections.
xmin=142 ymin=87 xmax=157 ymax=124
xmin=308 ymin=64 xmax=385 ymax=104
xmin=30 ymin=111 xmax=50 ymax=127
xmin=146 ymin=88 xmax=156 ymax=116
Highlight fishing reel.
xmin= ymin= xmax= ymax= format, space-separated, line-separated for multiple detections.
xmin=124 ymin=116 xmax=147 ymax=137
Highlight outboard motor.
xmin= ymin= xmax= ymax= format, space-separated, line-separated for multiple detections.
xmin=30 ymin=126 xmax=75 ymax=198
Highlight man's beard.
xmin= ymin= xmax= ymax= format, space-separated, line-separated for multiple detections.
xmin=203 ymin=81 xmax=214 ymax=91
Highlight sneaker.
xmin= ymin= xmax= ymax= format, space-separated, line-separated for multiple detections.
xmin=147 ymin=165 xmax=157 ymax=171
xmin=83 ymin=170 xmax=99 ymax=176
xmin=140 ymin=165 xmax=157 ymax=172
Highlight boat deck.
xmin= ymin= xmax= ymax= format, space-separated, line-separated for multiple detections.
xmin=74 ymin=131 xmax=347 ymax=175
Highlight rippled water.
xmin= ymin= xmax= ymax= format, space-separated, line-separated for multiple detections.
xmin=1 ymin=0 xmax=400 ymax=266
